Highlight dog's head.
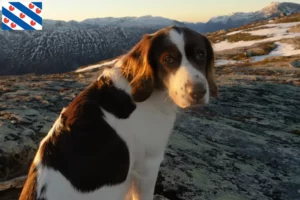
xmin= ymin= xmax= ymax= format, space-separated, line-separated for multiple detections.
xmin=121 ymin=26 xmax=218 ymax=108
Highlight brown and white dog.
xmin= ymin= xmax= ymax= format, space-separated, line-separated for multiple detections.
xmin=19 ymin=26 xmax=218 ymax=200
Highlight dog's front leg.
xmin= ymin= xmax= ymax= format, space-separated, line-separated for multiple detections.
xmin=133 ymin=154 xmax=164 ymax=200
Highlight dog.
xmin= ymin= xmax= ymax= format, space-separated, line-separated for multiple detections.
xmin=19 ymin=26 xmax=218 ymax=200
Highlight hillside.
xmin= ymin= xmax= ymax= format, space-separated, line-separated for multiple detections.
xmin=210 ymin=13 xmax=300 ymax=87
xmin=203 ymin=2 xmax=300 ymax=32
xmin=0 ymin=25 xmax=157 ymax=75
xmin=1 ymin=2 xmax=300 ymax=76
xmin=1 ymin=12 xmax=300 ymax=200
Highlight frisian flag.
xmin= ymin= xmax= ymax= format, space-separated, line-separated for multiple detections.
xmin=2 ymin=2 xmax=42 ymax=30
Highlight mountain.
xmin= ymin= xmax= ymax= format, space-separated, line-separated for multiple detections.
xmin=0 ymin=2 xmax=300 ymax=75
xmin=0 ymin=12 xmax=161 ymax=75
xmin=198 ymin=2 xmax=300 ymax=33
xmin=0 ymin=13 xmax=185 ymax=75
xmin=74 ymin=2 xmax=300 ymax=33
xmin=0 ymin=25 xmax=160 ymax=75
xmin=81 ymin=15 xmax=186 ymax=28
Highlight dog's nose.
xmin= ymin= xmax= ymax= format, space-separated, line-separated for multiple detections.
xmin=186 ymin=83 xmax=206 ymax=101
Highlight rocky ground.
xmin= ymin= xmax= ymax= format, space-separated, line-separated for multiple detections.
xmin=0 ymin=54 xmax=300 ymax=200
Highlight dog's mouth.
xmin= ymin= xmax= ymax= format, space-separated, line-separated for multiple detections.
xmin=187 ymin=95 xmax=205 ymax=104
xmin=171 ymin=96 xmax=208 ymax=109
xmin=183 ymin=98 xmax=207 ymax=108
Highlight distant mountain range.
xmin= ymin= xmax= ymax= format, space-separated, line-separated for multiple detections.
xmin=43 ymin=2 xmax=300 ymax=32
xmin=0 ymin=25 xmax=157 ymax=75
xmin=0 ymin=2 xmax=300 ymax=75
xmin=199 ymin=2 xmax=300 ymax=32
xmin=40 ymin=2 xmax=300 ymax=32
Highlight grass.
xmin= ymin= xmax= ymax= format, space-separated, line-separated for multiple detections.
xmin=206 ymin=32 xmax=226 ymax=43
xmin=289 ymin=24 xmax=300 ymax=33
xmin=208 ymin=32 xmax=269 ymax=44
xmin=280 ymin=37 xmax=300 ymax=49
xmin=275 ymin=13 xmax=300 ymax=23
xmin=227 ymin=22 xmax=265 ymax=33
xmin=227 ymin=53 xmax=248 ymax=61
xmin=244 ymin=26 xmax=275 ymax=32
xmin=248 ymin=42 xmax=278 ymax=56
xmin=215 ymin=41 xmax=278 ymax=62
xmin=252 ymin=55 xmax=299 ymax=66
xmin=227 ymin=33 xmax=268 ymax=43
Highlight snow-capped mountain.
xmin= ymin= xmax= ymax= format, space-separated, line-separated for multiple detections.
xmin=82 ymin=15 xmax=186 ymax=28
xmin=0 ymin=13 xmax=186 ymax=75
xmin=209 ymin=2 xmax=299 ymax=24
xmin=0 ymin=22 xmax=158 ymax=75
xmin=203 ymin=2 xmax=300 ymax=32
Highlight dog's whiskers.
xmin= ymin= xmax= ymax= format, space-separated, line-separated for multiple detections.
xmin=164 ymin=95 xmax=171 ymax=102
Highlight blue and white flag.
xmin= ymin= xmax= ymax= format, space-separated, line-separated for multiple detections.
xmin=2 ymin=2 xmax=42 ymax=30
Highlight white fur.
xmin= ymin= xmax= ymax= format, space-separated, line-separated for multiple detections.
xmin=37 ymin=167 xmax=130 ymax=200
xmin=98 ymin=64 xmax=132 ymax=95
xmin=168 ymin=29 xmax=210 ymax=108
xmin=102 ymin=85 xmax=177 ymax=200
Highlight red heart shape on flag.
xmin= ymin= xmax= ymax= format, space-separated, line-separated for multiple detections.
xmin=20 ymin=13 xmax=25 ymax=19
xmin=11 ymin=22 xmax=16 ymax=28
xmin=29 ymin=3 xmax=34 ymax=9
xmin=30 ymin=20 xmax=36 ymax=26
xmin=9 ymin=6 xmax=15 ymax=11
xmin=4 ymin=18 xmax=9 ymax=23
xmin=36 ymin=8 xmax=41 ymax=14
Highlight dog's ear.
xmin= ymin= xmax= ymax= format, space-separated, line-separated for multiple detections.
xmin=121 ymin=34 xmax=154 ymax=102
xmin=203 ymin=36 xmax=218 ymax=98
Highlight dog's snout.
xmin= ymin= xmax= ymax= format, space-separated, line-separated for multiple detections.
xmin=185 ymin=82 xmax=206 ymax=101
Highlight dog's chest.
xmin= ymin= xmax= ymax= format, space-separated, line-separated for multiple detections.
xmin=104 ymin=92 xmax=177 ymax=159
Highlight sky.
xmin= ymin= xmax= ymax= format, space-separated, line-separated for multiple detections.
xmin=2 ymin=0 xmax=300 ymax=22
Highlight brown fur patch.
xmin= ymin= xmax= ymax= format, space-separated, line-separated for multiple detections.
xmin=19 ymin=164 xmax=37 ymax=200
xmin=121 ymin=35 xmax=154 ymax=102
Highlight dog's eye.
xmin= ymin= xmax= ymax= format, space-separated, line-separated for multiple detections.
xmin=195 ymin=50 xmax=205 ymax=60
xmin=163 ymin=54 xmax=176 ymax=65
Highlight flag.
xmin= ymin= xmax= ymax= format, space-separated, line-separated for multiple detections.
xmin=2 ymin=2 xmax=42 ymax=30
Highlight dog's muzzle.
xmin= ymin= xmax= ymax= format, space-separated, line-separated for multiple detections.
xmin=185 ymin=82 xmax=207 ymax=104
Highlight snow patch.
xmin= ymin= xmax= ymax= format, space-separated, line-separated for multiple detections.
xmin=252 ymin=42 xmax=300 ymax=62
xmin=226 ymin=30 xmax=243 ymax=36
xmin=214 ymin=22 xmax=300 ymax=51
xmin=215 ymin=59 xmax=240 ymax=66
